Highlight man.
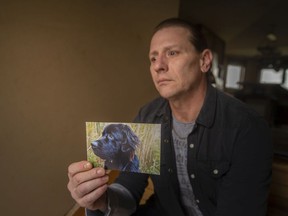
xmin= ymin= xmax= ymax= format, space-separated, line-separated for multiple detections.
xmin=67 ymin=18 xmax=273 ymax=216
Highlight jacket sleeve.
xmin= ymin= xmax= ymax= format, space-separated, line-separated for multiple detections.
xmin=216 ymin=116 xmax=273 ymax=216
xmin=114 ymin=172 xmax=149 ymax=205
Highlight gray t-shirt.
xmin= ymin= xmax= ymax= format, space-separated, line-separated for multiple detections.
xmin=172 ymin=117 xmax=203 ymax=216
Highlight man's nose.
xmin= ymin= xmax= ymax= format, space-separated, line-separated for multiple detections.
xmin=153 ymin=56 xmax=168 ymax=73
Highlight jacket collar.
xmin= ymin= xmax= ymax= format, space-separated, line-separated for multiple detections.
xmin=196 ymin=84 xmax=217 ymax=128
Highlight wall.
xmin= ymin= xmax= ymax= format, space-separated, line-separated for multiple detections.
xmin=0 ymin=0 xmax=179 ymax=215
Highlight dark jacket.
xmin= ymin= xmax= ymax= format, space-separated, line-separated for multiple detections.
xmin=116 ymin=84 xmax=273 ymax=216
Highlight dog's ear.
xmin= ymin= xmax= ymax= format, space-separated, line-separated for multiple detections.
xmin=121 ymin=124 xmax=140 ymax=150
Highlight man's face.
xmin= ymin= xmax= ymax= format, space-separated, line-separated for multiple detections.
xmin=149 ymin=26 xmax=206 ymax=100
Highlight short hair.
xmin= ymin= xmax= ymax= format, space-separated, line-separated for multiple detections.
xmin=153 ymin=18 xmax=208 ymax=53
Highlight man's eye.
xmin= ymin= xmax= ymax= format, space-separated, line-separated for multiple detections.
xmin=168 ymin=50 xmax=177 ymax=56
xmin=150 ymin=57 xmax=156 ymax=63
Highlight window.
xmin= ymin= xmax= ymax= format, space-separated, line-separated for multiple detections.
xmin=260 ymin=68 xmax=283 ymax=84
xmin=282 ymin=69 xmax=288 ymax=90
xmin=225 ymin=65 xmax=244 ymax=89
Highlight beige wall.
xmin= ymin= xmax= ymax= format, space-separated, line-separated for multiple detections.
xmin=0 ymin=0 xmax=179 ymax=215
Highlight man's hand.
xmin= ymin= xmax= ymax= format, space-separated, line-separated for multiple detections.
xmin=67 ymin=161 xmax=109 ymax=211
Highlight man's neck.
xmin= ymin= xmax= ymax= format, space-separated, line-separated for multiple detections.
xmin=169 ymin=83 xmax=207 ymax=123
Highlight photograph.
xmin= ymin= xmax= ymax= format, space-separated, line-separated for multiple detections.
xmin=86 ymin=122 xmax=161 ymax=175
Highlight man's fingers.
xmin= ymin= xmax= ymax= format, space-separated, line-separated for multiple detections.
xmin=68 ymin=161 xmax=92 ymax=178
xmin=73 ymin=174 xmax=109 ymax=198
xmin=72 ymin=168 xmax=108 ymax=188
xmin=67 ymin=161 xmax=109 ymax=211
xmin=77 ymin=184 xmax=108 ymax=210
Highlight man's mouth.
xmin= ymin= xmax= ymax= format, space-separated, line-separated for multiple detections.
xmin=157 ymin=79 xmax=171 ymax=86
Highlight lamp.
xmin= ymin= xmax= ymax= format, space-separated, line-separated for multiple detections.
xmin=266 ymin=32 xmax=277 ymax=41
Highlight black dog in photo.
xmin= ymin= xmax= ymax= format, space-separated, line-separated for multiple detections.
xmin=91 ymin=124 xmax=141 ymax=172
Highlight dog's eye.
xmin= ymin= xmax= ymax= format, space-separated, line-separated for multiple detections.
xmin=107 ymin=134 xmax=114 ymax=140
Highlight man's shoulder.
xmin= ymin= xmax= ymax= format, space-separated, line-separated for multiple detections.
xmin=141 ymin=96 xmax=167 ymax=110
xmin=134 ymin=97 xmax=168 ymax=123
xmin=215 ymin=88 xmax=267 ymax=125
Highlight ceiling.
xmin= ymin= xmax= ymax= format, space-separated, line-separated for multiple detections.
xmin=179 ymin=0 xmax=288 ymax=58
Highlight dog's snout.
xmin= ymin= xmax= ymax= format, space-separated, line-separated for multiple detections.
xmin=91 ymin=141 xmax=101 ymax=148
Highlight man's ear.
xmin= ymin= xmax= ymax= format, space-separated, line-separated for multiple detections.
xmin=200 ymin=49 xmax=213 ymax=73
